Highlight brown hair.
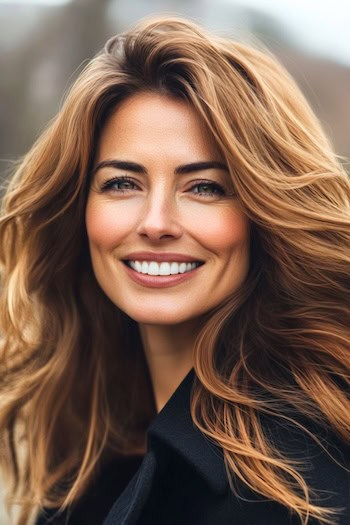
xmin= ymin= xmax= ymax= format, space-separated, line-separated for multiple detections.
xmin=0 ymin=16 xmax=349 ymax=525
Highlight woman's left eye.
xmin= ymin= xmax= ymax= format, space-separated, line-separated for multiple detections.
xmin=189 ymin=181 xmax=227 ymax=197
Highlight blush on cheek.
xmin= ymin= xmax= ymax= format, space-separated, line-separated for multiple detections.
xmin=85 ymin=202 xmax=129 ymax=247
xmin=198 ymin=208 xmax=249 ymax=251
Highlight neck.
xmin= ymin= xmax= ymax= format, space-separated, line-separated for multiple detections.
xmin=139 ymin=320 xmax=202 ymax=412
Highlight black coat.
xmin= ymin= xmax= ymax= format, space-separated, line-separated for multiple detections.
xmin=37 ymin=369 xmax=350 ymax=524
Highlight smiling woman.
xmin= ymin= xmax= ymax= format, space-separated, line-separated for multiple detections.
xmin=86 ymin=92 xmax=249 ymax=328
xmin=0 ymin=15 xmax=350 ymax=525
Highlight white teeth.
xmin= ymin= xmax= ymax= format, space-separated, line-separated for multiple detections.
xmin=134 ymin=261 xmax=142 ymax=273
xmin=128 ymin=260 xmax=199 ymax=276
xmin=179 ymin=263 xmax=187 ymax=274
xmin=159 ymin=262 xmax=171 ymax=275
xmin=170 ymin=262 xmax=179 ymax=275
xmin=148 ymin=262 xmax=159 ymax=275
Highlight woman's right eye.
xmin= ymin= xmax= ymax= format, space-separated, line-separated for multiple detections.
xmin=99 ymin=176 xmax=138 ymax=193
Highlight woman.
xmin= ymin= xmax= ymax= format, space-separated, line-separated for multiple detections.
xmin=0 ymin=16 xmax=349 ymax=525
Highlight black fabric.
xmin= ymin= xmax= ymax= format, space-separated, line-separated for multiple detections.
xmin=35 ymin=455 xmax=144 ymax=524
xmin=36 ymin=369 xmax=350 ymax=524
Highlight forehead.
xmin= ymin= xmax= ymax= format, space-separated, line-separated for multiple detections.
xmin=95 ymin=92 xmax=222 ymax=164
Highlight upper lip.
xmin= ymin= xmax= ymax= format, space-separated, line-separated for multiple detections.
xmin=123 ymin=252 xmax=204 ymax=263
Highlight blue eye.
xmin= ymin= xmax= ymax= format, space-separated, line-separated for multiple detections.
xmin=98 ymin=176 xmax=231 ymax=198
xmin=190 ymin=181 xmax=226 ymax=197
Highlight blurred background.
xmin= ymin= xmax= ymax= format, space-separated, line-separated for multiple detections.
xmin=1 ymin=0 xmax=350 ymax=183
xmin=0 ymin=0 xmax=349 ymax=521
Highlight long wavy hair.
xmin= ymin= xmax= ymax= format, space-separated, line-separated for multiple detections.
xmin=0 ymin=16 xmax=349 ymax=525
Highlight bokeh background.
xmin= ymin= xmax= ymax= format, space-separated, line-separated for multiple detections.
xmin=0 ymin=0 xmax=349 ymax=521
xmin=1 ymin=0 xmax=350 ymax=185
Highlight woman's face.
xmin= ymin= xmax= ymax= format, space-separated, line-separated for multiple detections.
xmin=85 ymin=92 xmax=250 ymax=326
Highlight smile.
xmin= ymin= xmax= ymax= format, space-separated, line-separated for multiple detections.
xmin=124 ymin=260 xmax=203 ymax=276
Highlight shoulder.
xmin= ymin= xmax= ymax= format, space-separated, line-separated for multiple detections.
xmin=142 ymin=375 xmax=350 ymax=524
xmin=259 ymin=410 xmax=350 ymax=522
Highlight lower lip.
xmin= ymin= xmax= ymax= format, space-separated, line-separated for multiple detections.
xmin=122 ymin=262 xmax=203 ymax=288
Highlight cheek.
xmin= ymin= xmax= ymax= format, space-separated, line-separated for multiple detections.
xmin=188 ymin=205 xmax=249 ymax=253
xmin=85 ymin=199 xmax=134 ymax=248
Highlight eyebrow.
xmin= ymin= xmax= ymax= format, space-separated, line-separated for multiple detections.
xmin=91 ymin=159 xmax=229 ymax=176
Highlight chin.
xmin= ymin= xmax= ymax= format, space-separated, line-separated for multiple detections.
xmin=123 ymin=306 xmax=199 ymax=326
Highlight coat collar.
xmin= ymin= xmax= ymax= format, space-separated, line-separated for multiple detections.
xmin=147 ymin=368 xmax=229 ymax=495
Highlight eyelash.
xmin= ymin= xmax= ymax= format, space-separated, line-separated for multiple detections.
xmin=99 ymin=175 xmax=230 ymax=198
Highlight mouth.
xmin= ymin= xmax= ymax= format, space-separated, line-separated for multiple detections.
xmin=123 ymin=260 xmax=204 ymax=276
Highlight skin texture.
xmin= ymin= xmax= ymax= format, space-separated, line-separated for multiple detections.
xmin=85 ymin=92 xmax=250 ymax=410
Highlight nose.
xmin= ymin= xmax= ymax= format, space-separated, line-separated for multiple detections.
xmin=136 ymin=187 xmax=183 ymax=242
